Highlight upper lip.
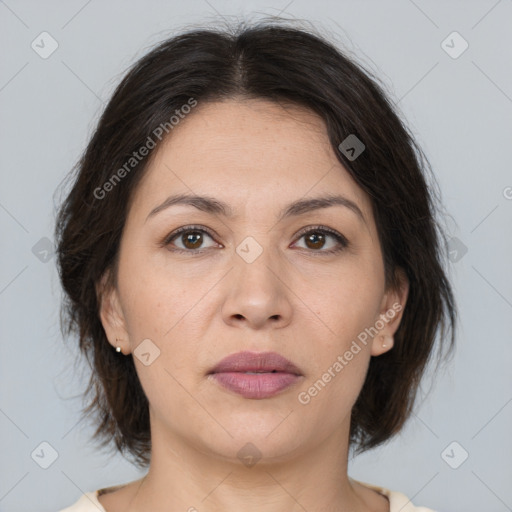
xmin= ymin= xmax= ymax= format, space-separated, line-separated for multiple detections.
xmin=209 ymin=351 xmax=303 ymax=376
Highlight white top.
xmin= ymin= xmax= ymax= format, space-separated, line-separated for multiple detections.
xmin=58 ymin=479 xmax=436 ymax=511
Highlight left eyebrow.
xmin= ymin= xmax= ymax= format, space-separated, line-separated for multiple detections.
xmin=277 ymin=195 xmax=366 ymax=225
xmin=145 ymin=193 xmax=366 ymax=225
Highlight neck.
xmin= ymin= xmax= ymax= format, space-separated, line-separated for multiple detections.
xmin=122 ymin=417 xmax=385 ymax=512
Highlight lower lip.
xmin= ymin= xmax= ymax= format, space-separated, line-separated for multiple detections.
xmin=209 ymin=372 xmax=301 ymax=399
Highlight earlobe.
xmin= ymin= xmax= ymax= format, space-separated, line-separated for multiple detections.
xmin=371 ymin=334 xmax=394 ymax=356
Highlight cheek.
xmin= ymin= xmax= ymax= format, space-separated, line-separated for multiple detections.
xmin=304 ymin=264 xmax=384 ymax=348
xmin=120 ymin=284 xmax=173 ymax=342
xmin=119 ymin=278 xmax=205 ymax=421
xmin=295 ymin=279 xmax=376 ymax=427
xmin=117 ymin=258 xmax=214 ymax=391
xmin=117 ymin=249 xmax=207 ymax=341
xmin=293 ymin=259 xmax=383 ymax=414
xmin=305 ymin=283 xmax=376 ymax=383
xmin=295 ymin=318 xmax=371 ymax=442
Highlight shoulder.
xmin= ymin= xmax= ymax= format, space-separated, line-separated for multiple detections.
xmin=58 ymin=481 xmax=437 ymax=512
xmin=351 ymin=478 xmax=438 ymax=512
xmin=57 ymin=490 xmax=106 ymax=512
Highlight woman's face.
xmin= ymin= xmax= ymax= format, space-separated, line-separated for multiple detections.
xmin=99 ymin=99 xmax=407 ymax=464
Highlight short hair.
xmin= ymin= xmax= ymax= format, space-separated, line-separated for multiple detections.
xmin=55 ymin=19 xmax=456 ymax=468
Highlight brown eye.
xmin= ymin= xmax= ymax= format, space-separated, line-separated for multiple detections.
xmin=293 ymin=227 xmax=348 ymax=254
xmin=181 ymin=231 xmax=204 ymax=249
xmin=304 ymin=232 xmax=326 ymax=250
xmin=164 ymin=227 xmax=218 ymax=252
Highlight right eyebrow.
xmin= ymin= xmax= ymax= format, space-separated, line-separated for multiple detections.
xmin=146 ymin=193 xmax=233 ymax=222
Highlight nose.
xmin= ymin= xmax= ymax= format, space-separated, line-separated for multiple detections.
xmin=221 ymin=247 xmax=293 ymax=330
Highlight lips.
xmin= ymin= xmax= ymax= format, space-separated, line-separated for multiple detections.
xmin=208 ymin=351 xmax=302 ymax=376
xmin=208 ymin=351 xmax=303 ymax=399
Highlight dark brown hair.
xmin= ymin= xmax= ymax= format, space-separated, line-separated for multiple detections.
xmin=55 ymin=19 xmax=456 ymax=468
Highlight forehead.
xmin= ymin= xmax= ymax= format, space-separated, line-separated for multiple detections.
xmin=129 ymin=99 xmax=371 ymax=220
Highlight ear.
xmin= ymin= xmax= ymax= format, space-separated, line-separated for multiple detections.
xmin=96 ymin=269 xmax=130 ymax=355
xmin=371 ymin=268 xmax=409 ymax=356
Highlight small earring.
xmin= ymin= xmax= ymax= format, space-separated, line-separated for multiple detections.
xmin=115 ymin=338 xmax=122 ymax=353
xmin=381 ymin=335 xmax=388 ymax=348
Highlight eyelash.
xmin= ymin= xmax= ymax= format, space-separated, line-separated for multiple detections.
xmin=161 ymin=224 xmax=349 ymax=256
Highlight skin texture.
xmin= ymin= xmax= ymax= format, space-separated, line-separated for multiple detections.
xmin=97 ymin=99 xmax=408 ymax=512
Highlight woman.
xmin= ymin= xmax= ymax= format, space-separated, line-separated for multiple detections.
xmin=56 ymin=19 xmax=455 ymax=512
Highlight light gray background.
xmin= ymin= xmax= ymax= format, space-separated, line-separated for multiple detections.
xmin=1 ymin=1 xmax=511 ymax=511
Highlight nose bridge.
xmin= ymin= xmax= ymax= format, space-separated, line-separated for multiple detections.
xmin=221 ymin=234 xmax=293 ymax=328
